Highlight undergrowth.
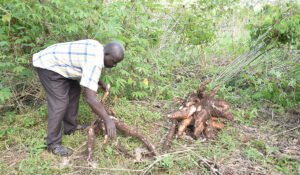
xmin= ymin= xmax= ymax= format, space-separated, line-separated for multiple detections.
xmin=0 ymin=1 xmax=299 ymax=175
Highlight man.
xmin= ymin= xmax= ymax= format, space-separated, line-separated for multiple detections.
xmin=33 ymin=39 xmax=124 ymax=156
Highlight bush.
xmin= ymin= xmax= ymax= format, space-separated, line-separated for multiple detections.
xmin=0 ymin=0 xmax=236 ymax=110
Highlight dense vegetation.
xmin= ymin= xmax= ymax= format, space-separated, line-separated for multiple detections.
xmin=0 ymin=0 xmax=299 ymax=174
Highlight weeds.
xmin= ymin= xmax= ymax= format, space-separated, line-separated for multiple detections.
xmin=0 ymin=1 xmax=299 ymax=175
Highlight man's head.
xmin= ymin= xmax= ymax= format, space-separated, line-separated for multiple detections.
xmin=103 ymin=41 xmax=125 ymax=68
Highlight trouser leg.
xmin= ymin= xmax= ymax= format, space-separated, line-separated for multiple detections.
xmin=37 ymin=68 xmax=70 ymax=147
xmin=63 ymin=80 xmax=81 ymax=134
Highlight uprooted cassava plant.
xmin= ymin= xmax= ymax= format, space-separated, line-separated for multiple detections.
xmin=162 ymin=80 xmax=234 ymax=150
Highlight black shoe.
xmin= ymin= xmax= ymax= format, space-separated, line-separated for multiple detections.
xmin=64 ymin=124 xmax=89 ymax=135
xmin=48 ymin=144 xmax=73 ymax=157
xmin=76 ymin=124 xmax=89 ymax=130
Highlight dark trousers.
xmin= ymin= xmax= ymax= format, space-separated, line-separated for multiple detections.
xmin=36 ymin=68 xmax=81 ymax=147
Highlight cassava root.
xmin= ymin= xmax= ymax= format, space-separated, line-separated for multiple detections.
xmin=87 ymin=88 xmax=158 ymax=161
xmin=87 ymin=117 xmax=158 ymax=161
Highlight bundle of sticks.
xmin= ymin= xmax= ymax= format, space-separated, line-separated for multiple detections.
xmin=163 ymin=80 xmax=234 ymax=150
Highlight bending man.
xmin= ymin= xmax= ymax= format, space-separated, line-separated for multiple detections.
xmin=32 ymin=39 xmax=124 ymax=156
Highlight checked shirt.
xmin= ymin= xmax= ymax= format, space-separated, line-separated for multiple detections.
xmin=33 ymin=39 xmax=104 ymax=91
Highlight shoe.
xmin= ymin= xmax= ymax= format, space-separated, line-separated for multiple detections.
xmin=76 ymin=124 xmax=89 ymax=130
xmin=48 ymin=144 xmax=73 ymax=157
xmin=64 ymin=124 xmax=90 ymax=135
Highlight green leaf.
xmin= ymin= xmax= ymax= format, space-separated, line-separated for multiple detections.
xmin=0 ymin=88 xmax=12 ymax=104
xmin=2 ymin=13 xmax=11 ymax=23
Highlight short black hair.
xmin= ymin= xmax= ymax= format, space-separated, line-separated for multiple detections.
xmin=104 ymin=41 xmax=125 ymax=61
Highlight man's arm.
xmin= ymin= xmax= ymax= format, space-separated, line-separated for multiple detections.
xmin=84 ymin=87 xmax=116 ymax=139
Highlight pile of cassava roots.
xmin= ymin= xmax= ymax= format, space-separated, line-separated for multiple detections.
xmin=162 ymin=80 xmax=234 ymax=150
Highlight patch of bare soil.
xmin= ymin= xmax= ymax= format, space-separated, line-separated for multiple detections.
xmin=217 ymin=106 xmax=300 ymax=175
xmin=0 ymin=147 xmax=27 ymax=168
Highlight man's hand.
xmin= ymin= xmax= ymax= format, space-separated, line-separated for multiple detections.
xmin=84 ymin=88 xmax=116 ymax=140
xmin=104 ymin=118 xmax=116 ymax=139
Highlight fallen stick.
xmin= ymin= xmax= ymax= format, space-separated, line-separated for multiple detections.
xmin=141 ymin=149 xmax=194 ymax=175
xmin=70 ymin=165 xmax=144 ymax=172
xmin=270 ymin=125 xmax=300 ymax=138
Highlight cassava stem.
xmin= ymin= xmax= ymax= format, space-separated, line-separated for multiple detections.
xmin=162 ymin=121 xmax=177 ymax=151
xmin=87 ymin=120 xmax=102 ymax=161
xmin=87 ymin=127 xmax=95 ymax=161
xmin=101 ymin=84 xmax=111 ymax=102
xmin=197 ymin=79 xmax=212 ymax=98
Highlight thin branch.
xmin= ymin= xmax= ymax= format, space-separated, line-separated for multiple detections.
xmin=70 ymin=165 xmax=143 ymax=172
xmin=141 ymin=149 xmax=194 ymax=174
xmin=270 ymin=125 xmax=300 ymax=138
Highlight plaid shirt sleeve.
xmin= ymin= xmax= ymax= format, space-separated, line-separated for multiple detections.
xmin=80 ymin=64 xmax=102 ymax=92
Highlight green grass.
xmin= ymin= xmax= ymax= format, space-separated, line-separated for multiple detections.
xmin=1 ymin=97 xmax=299 ymax=174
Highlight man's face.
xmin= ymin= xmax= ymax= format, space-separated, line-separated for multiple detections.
xmin=104 ymin=54 xmax=122 ymax=68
